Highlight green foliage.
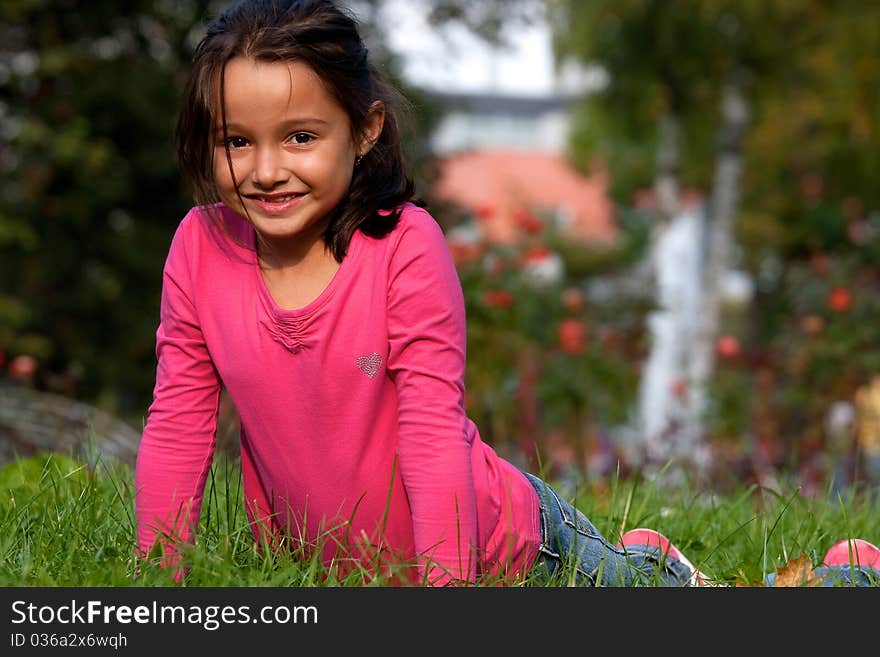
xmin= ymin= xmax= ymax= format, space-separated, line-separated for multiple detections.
xmin=453 ymin=231 xmax=647 ymax=461
xmin=706 ymin=368 xmax=753 ymax=442
xmin=549 ymin=0 xmax=880 ymax=473
xmin=544 ymin=205 xmax=651 ymax=278
xmin=549 ymin=0 xmax=868 ymax=203
xmin=0 ymin=1 xmax=213 ymax=416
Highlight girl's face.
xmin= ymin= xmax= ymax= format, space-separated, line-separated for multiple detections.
xmin=213 ymin=57 xmax=382 ymax=254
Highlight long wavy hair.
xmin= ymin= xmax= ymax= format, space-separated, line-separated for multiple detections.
xmin=175 ymin=0 xmax=416 ymax=261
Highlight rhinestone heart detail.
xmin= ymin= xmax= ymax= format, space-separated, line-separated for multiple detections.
xmin=356 ymin=352 xmax=382 ymax=379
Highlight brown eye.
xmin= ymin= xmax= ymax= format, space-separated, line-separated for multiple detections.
xmin=225 ymin=136 xmax=249 ymax=149
xmin=288 ymin=132 xmax=315 ymax=144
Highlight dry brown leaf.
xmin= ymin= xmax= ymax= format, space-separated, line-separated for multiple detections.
xmin=771 ymin=554 xmax=823 ymax=587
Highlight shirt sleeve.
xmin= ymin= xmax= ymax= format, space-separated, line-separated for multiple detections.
xmin=385 ymin=207 xmax=479 ymax=585
xmin=134 ymin=214 xmax=221 ymax=572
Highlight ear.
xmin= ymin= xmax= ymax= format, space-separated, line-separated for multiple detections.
xmin=357 ymin=100 xmax=385 ymax=158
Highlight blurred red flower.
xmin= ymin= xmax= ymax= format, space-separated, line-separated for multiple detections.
xmin=448 ymin=241 xmax=482 ymax=267
xmin=715 ymin=335 xmax=740 ymax=359
xmin=8 ymin=354 xmax=37 ymax=380
xmin=482 ymin=289 xmax=515 ymax=310
xmin=670 ymin=377 xmax=687 ymax=399
xmin=513 ymin=208 xmax=543 ymax=235
xmin=827 ymin=287 xmax=852 ymax=312
xmin=520 ymin=245 xmax=552 ymax=265
xmin=474 ymin=203 xmax=495 ymax=221
xmin=800 ymin=314 xmax=825 ymax=335
xmin=558 ymin=319 xmax=587 ymax=354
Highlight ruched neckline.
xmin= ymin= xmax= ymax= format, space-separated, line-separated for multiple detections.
xmin=253 ymin=230 xmax=361 ymax=354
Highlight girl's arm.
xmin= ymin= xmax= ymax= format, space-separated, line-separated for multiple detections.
xmin=134 ymin=217 xmax=222 ymax=576
xmin=386 ymin=208 xmax=479 ymax=585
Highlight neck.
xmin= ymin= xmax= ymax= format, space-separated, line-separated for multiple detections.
xmin=256 ymin=221 xmax=332 ymax=271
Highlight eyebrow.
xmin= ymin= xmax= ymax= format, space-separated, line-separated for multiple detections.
xmin=217 ymin=118 xmax=331 ymax=132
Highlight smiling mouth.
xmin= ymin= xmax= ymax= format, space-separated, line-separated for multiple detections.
xmin=245 ymin=192 xmax=304 ymax=202
xmin=243 ymin=192 xmax=306 ymax=216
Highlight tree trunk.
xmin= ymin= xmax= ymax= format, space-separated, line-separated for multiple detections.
xmin=684 ymin=72 xmax=750 ymax=472
xmin=638 ymin=111 xmax=686 ymax=468
xmin=639 ymin=208 xmax=704 ymax=469
xmin=654 ymin=113 xmax=682 ymax=222
xmin=0 ymin=384 xmax=142 ymax=466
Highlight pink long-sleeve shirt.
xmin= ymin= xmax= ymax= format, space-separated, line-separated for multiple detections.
xmin=135 ymin=202 xmax=540 ymax=585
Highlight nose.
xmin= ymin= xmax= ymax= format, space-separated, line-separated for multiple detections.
xmin=251 ymin=146 xmax=290 ymax=189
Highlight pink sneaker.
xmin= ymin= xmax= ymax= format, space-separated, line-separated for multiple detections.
xmin=618 ymin=528 xmax=713 ymax=586
xmin=822 ymin=538 xmax=880 ymax=571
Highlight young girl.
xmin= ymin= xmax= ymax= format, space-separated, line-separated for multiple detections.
xmin=135 ymin=0 xmax=879 ymax=588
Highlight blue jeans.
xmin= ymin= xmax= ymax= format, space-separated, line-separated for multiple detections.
xmin=523 ymin=472 xmax=694 ymax=587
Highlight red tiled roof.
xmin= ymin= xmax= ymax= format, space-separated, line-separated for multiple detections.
xmin=431 ymin=149 xmax=618 ymax=245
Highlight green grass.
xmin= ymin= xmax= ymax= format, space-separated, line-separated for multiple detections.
xmin=0 ymin=451 xmax=877 ymax=587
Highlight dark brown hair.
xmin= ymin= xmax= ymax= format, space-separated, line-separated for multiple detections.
xmin=175 ymin=0 xmax=416 ymax=261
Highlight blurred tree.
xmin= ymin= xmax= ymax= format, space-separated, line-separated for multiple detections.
xmin=0 ymin=0 xmax=216 ymax=419
xmin=547 ymin=0 xmax=880 ymax=474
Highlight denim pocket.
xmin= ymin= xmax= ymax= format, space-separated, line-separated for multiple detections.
xmin=546 ymin=483 xmax=605 ymax=541
xmin=521 ymin=472 xmax=627 ymax=585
